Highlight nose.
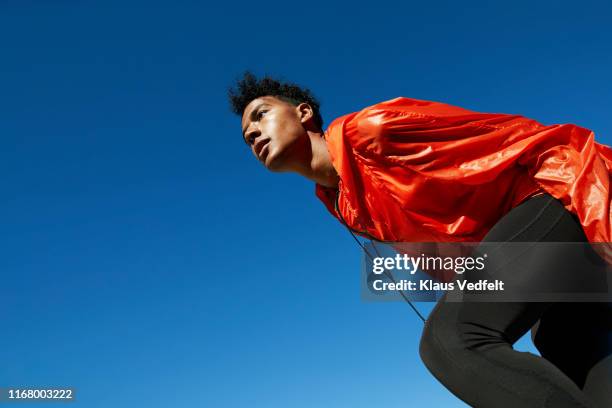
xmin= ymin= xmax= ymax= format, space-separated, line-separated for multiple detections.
xmin=245 ymin=126 xmax=261 ymax=146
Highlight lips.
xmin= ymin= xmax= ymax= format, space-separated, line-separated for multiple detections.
xmin=254 ymin=138 xmax=271 ymax=163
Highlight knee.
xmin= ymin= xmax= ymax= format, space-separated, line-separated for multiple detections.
xmin=419 ymin=319 xmax=437 ymax=372
xmin=419 ymin=317 xmax=454 ymax=378
xmin=419 ymin=311 xmax=508 ymax=377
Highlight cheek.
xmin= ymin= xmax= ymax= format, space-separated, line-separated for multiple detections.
xmin=266 ymin=118 xmax=300 ymax=144
xmin=282 ymin=118 xmax=304 ymax=140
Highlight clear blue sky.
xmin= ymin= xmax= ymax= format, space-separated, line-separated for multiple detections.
xmin=1 ymin=1 xmax=611 ymax=407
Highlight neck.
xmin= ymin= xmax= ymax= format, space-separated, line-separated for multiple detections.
xmin=295 ymin=131 xmax=339 ymax=188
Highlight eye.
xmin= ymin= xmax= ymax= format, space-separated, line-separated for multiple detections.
xmin=257 ymin=110 xmax=267 ymax=120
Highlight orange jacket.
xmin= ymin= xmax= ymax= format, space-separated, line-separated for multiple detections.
xmin=315 ymin=97 xmax=612 ymax=262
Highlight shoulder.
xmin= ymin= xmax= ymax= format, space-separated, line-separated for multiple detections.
xmin=358 ymin=96 xmax=482 ymax=121
xmin=350 ymin=97 xmax=479 ymax=149
xmin=324 ymin=96 xmax=505 ymax=155
xmin=323 ymin=97 xmax=432 ymax=154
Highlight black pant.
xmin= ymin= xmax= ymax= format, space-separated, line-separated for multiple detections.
xmin=419 ymin=193 xmax=612 ymax=407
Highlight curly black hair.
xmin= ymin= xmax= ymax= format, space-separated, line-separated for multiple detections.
xmin=228 ymin=71 xmax=323 ymax=130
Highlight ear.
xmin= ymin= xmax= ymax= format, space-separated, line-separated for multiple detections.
xmin=296 ymin=102 xmax=314 ymax=125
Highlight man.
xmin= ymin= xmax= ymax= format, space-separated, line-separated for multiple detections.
xmin=228 ymin=71 xmax=612 ymax=407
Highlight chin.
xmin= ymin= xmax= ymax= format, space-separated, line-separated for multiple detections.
xmin=264 ymin=147 xmax=289 ymax=172
xmin=264 ymin=154 xmax=284 ymax=172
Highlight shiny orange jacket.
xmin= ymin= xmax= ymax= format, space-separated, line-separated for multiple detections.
xmin=315 ymin=97 xmax=612 ymax=263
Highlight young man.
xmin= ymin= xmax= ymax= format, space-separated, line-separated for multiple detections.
xmin=229 ymin=72 xmax=612 ymax=407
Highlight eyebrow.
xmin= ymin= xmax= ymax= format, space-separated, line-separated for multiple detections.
xmin=241 ymin=103 xmax=267 ymax=139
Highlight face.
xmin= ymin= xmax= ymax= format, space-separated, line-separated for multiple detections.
xmin=241 ymin=96 xmax=312 ymax=172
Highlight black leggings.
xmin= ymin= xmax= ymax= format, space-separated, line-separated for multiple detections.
xmin=419 ymin=193 xmax=612 ymax=407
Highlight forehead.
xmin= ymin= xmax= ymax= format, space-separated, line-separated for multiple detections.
xmin=241 ymin=96 xmax=291 ymax=124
